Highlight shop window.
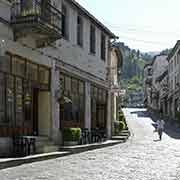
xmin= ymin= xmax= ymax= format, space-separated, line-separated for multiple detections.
xmin=65 ymin=76 xmax=71 ymax=91
xmin=27 ymin=62 xmax=38 ymax=81
xmin=60 ymin=73 xmax=85 ymax=125
xmin=12 ymin=56 xmax=25 ymax=77
xmin=0 ymin=73 xmax=5 ymax=123
xmin=72 ymin=78 xmax=78 ymax=93
xmin=0 ymin=55 xmax=10 ymax=73
xmin=79 ymin=81 xmax=84 ymax=95
xmin=6 ymin=75 xmax=15 ymax=124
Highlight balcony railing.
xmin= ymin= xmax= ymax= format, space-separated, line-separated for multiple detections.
xmin=11 ymin=0 xmax=62 ymax=39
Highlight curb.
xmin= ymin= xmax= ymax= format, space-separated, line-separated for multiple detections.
xmin=0 ymin=152 xmax=71 ymax=170
xmin=0 ymin=139 xmax=128 ymax=170
xmin=60 ymin=140 xmax=125 ymax=154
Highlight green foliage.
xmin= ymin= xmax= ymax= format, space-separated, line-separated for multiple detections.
xmin=63 ymin=128 xmax=81 ymax=141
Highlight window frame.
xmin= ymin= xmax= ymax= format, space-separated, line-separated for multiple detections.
xmin=101 ymin=33 xmax=106 ymax=61
xmin=90 ymin=24 xmax=96 ymax=54
xmin=77 ymin=15 xmax=83 ymax=47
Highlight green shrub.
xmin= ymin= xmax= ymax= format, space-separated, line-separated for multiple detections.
xmin=114 ymin=121 xmax=126 ymax=135
xmin=119 ymin=121 xmax=126 ymax=131
xmin=63 ymin=128 xmax=81 ymax=141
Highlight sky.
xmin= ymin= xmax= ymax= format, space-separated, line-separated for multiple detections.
xmin=76 ymin=0 xmax=180 ymax=52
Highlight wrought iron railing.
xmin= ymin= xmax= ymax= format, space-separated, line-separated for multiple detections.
xmin=11 ymin=0 xmax=62 ymax=33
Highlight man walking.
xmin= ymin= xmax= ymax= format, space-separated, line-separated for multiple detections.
xmin=156 ymin=115 xmax=165 ymax=140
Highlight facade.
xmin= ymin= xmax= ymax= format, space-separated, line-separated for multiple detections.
xmin=109 ymin=46 xmax=123 ymax=122
xmin=143 ymin=63 xmax=153 ymax=108
xmin=150 ymin=55 xmax=168 ymax=112
xmin=157 ymin=70 xmax=168 ymax=116
xmin=167 ymin=40 xmax=180 ymax=118
xmin=0 ymin=0 xmax=117 ymax=156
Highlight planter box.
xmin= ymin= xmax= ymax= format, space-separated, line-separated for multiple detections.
xmin=64 ymin=141 xmax=79 ymax=146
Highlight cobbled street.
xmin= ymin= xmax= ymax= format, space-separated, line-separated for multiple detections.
xmin=1 ymin=108 xmax=180 ymax=180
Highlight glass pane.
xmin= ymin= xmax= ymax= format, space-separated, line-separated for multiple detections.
xmin=94 ymin=87 xmax=98 ymax=99
xmin=6 ymin=75 xmax=15 ymax=124
xmin=27 ymin=62 xmax=38 ymax=81
xmin=0 ymin=55 xmax=10 ymax=72
xmin=72 ymin=78 xmax=78 ymax=93
xmin=12 ymin=56 xmax=25 ymax=77
xmin=39 ymin=66 xmax=49 ymax=84
xmin=71 ymin=94 xmax=79 ymax=122
xmin=79 ymin=81 xmax=84 ymax=95
xmin=79 ymin=95 xmax=84 ymax=123
xmin=65 ymin=76 xmax=71 ymax=91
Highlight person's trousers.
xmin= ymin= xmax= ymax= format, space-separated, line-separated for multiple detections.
xmin=158 ymin=129 xmax=163 ymax=140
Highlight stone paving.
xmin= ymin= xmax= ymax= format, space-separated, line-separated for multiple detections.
xmin=1 ymin=108 xmax=180 ymax=180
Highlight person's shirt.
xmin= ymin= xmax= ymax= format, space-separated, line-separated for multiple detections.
xmin=156 ymin=120 xmax=165 ymax=130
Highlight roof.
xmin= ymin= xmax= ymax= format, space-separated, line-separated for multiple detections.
xmin=167 ymin=40 xmax=180 ymax=61
xmin=144 ymin=61 xmax=153 ymax=69
xmin=67 ymin=0 xmax=117 ymax=38
xmin=156 ymin=69 xmax=168 ymax=82
xmin=152 ymin=54 xmax=168 ymax=65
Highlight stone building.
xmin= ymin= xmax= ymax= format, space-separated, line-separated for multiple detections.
xmin=0 ymin=0 xmax=117 ymax=156
xmin=150 ymin=55 xmax=168 ymax=112
xmin=143 ymin=62 xmax=153 ymax=108
xmin=156 ymin=70 xmax=168 ymax=116
xmin=167 ymin=40 xmax=180 ymax=118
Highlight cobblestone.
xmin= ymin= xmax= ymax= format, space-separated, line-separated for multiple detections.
xmin=1 ymin=108 xmax=180 ymax=180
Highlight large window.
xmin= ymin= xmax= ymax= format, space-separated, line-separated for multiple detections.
xmin=0 ymin=53 xmax=50 ymax=134
xmin=91 ymin=85 xmax=107 ymax=129
xmin=62 ymin=4 xmax=68 ymax=39
xmin=60 ymin=73 xmax=85 ymax=128
xmin=77 ymin=15 xmax=83 ymax=47
xmin=90 ymin=25 xmax=96 ymax=54
xmin=101 ymin=33 xmax=106 ymax=61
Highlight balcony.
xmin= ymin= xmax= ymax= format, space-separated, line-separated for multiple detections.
xmin=11 ymin=0 xmax=62 ymax=45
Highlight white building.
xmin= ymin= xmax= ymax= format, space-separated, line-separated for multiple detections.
xmin=0 ymin=0 xmax=117 ymax=156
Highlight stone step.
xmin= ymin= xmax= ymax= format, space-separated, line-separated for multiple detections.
xmin=111 ymin=136 xmax=128 ymax=141
xmin=36 ymin=145 xmax=60 ymax=154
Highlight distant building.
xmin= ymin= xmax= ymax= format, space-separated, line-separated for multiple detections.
xmin=167 ymin=40 xmax=180 ymax=118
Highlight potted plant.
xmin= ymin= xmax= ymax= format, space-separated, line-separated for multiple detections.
xmin=63 ymin=128 xmax=81 ymax=146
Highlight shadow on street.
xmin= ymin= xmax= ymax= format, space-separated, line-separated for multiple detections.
xmin=130 ymin=108 xmax=180 ymax=139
